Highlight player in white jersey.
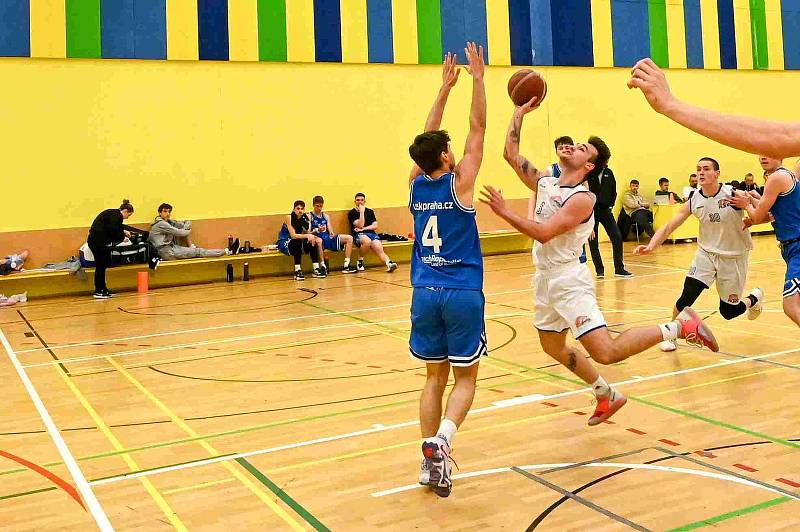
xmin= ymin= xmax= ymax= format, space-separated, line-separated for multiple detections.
xmin=483 ymin=98 xmax=720 ymax=425
xmin=635 ymin=157 xmax=763 ymax=351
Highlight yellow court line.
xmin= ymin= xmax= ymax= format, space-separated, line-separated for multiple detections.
xmin=53 ymin=366 xmax=187 ymax=530
xmin=162 ymin=477 xmax=237 ymax=496
xmin=106 ymin=358 xmax=306 ymax=532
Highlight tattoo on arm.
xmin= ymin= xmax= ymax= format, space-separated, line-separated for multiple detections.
xmin=520 ymin=159 xmax=530 ymax=175
xmin=510 ymin=125 xmax=520 ymax=143
xmin=567 ymin=350 xmax=577 ymax=372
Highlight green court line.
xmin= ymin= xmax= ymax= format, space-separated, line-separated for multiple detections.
xmin=0 ymin=486 xmax=57 ymax=501
xmin=258 ymin=0 xmax=287 ymax=61
xmin=666 ymin=496 xmax=790 ymax=531
xmin=236 ymin=457 xmax=330 ymax=531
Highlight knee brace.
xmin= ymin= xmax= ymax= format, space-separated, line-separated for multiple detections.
xmin=675 ymin=277 xmax=708 ymax=312
xmin=719 ymin=300 xmax=747 ymax=320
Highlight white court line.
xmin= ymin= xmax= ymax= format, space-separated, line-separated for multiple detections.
xmin=87 ymin=345 xmax=800 ymax=486
xmin=0 ymin=328 xmax=113 ymax=530
xmin=21 ymin=311 xmax=535 ymax=369
xmin=370 ymin=462 xmax=800 ymax=499
xmin=18 ymin=267 xmax=684 ymax=355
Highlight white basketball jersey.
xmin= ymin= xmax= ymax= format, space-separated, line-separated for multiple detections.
xmin=690 ymin=184 xmax=752 ymax=256
xmin=532 ymin=176 xmax=594 ymax=270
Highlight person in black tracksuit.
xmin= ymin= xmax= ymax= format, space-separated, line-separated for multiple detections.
xmin=587 ymin=167 xmax=632 ymax=278
xmin=87 ymin=199 xmax=135 ymax=298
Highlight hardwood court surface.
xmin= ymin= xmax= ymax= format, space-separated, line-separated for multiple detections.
xmin=1 ymin=234 xmax=798 ymax=531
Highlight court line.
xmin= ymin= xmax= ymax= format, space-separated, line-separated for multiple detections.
xmin=0 ymin=328 xmax=113 ymax=530
xmin=105 ymin=357 xmax=307 ymax=531
xmin=162 ymin=478 xmax=236 ymax=496
xmin=371 ymin=462 xmax=800 ymax=499
xmin=665 ymin=496 xmax=791 ymax=531
xmin=0 ymin=449 xmax=83 ymax=508
xmin=511 ymin=466 xmax=651 ymax=531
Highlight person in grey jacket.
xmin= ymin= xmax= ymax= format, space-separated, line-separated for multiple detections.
xmin=149 ymin=203 xmax=230 ymax=260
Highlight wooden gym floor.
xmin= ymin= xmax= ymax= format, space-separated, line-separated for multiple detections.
xmin=0 ymin=234 xmax=798 ymax=531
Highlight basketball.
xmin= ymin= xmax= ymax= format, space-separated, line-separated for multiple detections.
xmin=507 ymin=68 xmax=547 ymax=107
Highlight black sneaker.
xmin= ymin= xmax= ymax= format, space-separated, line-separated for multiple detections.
xmin=356 ymin=261 xmax=365 ymax=272
xmin=320 ymin=265 xmax=328 ymax=277
xmin=294 ymin=270 xmax=305 ymax=281
xmin=342 ymin=264 xmax=358 ymax=274
xmin=324 ymin=258 xmax=330 ymax=271
xmin=615 ymin=269 xmax=634 ymax=278
xmin=149 ymin=257 xmax=161 ymax=270
xmin=228 ymin=238 xmax=240 ymax=255
xmin=93 ymin=290 xmax=112 ymax=299
xmin=387 ymin=261 xmax=398 ymax=273
xmin=596 ymin=271 xmax=605 ymax=278
xmin=312 ymin=268 xmax=326 ymax=278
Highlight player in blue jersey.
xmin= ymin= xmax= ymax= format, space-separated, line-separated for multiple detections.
xmin=309 ymin=195 xmax=357 ymax=274
xmin=630 ymin=58 xmax=800 ymax=327
xmin=407 ymin=43 xmax=485 ymax=498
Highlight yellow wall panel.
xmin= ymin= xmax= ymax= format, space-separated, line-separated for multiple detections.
xmin=391 ymin=0 xmax=418 ymax=64
xmin=228 ymin=0 xmax=259 ymax=62
xmin=341 ymin=0 xmax=368 ymax=63
xmin=485 ymin=0 xmax=510 ymax=65
xmin=665 ymin=0 xmax=687 ymax=69
xmin=29 ymin=0 xmax=66 ymax=58
xmin=286 ymin=0 xmax=315 ymax=62
xmin=167 ymin=0 xmax=199 ymax=60
xmin=733 ymin=1 xmax=753 ymax=69
xmin=590 ymin=0 xmax=613 ymax=68
xmin=699 ymin=0 xmax=721 ymax=69
xmin=764 ymin=0 xmax=784 ymax=70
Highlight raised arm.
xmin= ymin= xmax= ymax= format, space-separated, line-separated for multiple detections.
xmin=480 ymin=185 xmax=593 ymax=243
xmin=629 ymin=58 xmax=800 ymax=159
xmin=503 ymin=99 xmax=547 ymax=192
xmin=454 ymin=42 xmax=486 ymax=197
xmin=633 ymin=201 xmax=692 ymax=254
xmin=409 ymin=53 xmax=460 ymax=183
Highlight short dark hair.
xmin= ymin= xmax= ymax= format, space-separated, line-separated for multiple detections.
xmin=158 ymin=203 xmax=172 ymax=212
xmin=699 ymin=157 xmax=720 ymax=171
xmin=630 ymin=179 xmax=640 ymax=185
xmin=354 ymin=192 xmax=365 ymax=200
xmin=409 ymin=130 xmax=451 ymax=174
xmin=293 ymin=200 xmax=305 ymax=208
xmin=554 ymin=136 xmax=574 ymax=149
xmin=744 ymin=173 xmax=754 ymax=179
xmin=312 ymin=195 xmax=324 ymax=205
xmin=690 ymin=173 xmax=697 ymax=178
xmin=585 ymin=136 xmax=610 ymax=181
xmin=120 ymin=199 xmax=134 ymax=213
xmin=658 ymin=177 xmax=669 ymax=186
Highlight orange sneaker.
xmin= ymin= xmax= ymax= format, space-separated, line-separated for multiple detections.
xmin=677 ymin=307 xmax=719 ymax=352
xmin=588 ymin=390 xmax=627 ymax=426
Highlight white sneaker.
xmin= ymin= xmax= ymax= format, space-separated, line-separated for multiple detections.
xmin=747 ymin=288 xmax=763 ymax=320
xmin=418 ymin=458 xmax=430 ymax=485
xmin=659 ymin=339 xmax=677 ymax=352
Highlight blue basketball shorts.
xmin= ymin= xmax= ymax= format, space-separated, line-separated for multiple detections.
xmin=409 ymin=287 xmax=487 ymax=367
xmin=321 ymin=234 xmax=344 ymax=252
xmin=355 ymin=232 xmax=380 ymax=247
xmin=782 ymin=240 xmax=800 ymax=298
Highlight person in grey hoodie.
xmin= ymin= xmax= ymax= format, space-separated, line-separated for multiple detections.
xmin=149 ymin=203 xmax=230 ymax=260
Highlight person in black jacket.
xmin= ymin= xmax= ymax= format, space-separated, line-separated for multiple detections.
xmin=87 ymin=199 xmax=135 ymax=298
xmin=587 ymin=166 xmax=632 ymax=278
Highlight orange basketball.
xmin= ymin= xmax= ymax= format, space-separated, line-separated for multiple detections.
xmin=507 ymin=69 xmax=547 ymax=107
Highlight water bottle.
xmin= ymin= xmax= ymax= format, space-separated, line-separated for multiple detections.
xmin=227 ymin=235 xmax=234 ymax=248
xmin=243 ymin=262 xmax=250 ymax=281
xmin=244 ymin=240 xmax=251 ymax=253
xmin=226 ymin=263 xmax=233 ymax=282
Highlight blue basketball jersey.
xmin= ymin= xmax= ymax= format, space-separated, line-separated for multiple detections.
xmin=771 ymin=168 xmax=800 ymax=243
xmin=277 ymin=223 xmax=290 ymax=241
xmin=409 ymin=173 xmax=483 ymax=289
xmin=309 ymin=212 xmax=330 ymax=236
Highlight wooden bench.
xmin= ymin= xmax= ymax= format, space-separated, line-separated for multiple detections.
xmin=0 ymin=231 xmax=532 ymax=299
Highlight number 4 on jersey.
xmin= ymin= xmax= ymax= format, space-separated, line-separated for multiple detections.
xmin=422 ymin=215 xmax=443 ymax=253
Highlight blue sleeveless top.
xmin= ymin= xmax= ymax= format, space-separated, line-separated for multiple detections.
xmin=409 ymin=173 xmax=483 ymax=290
xmin=309 ymin=212 xmax=330 ymax=237
xmin=771 ymin=168 xmax=800 ymax=243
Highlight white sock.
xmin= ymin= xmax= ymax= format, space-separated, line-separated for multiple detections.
xmin=385 ymin=259 xmax=392 ymax=266
xmin=435 ymin=418 xmax=458 ymax=446
xmin=592 ymin=376 xmax=611 ymax=398
xmin=343 ymin=258 xmax=350 ymax=267
xmin=294 ymin=265 xmax=301 ymax=272
xmin=659 ymin=321 xmax=680 ymax=341
xmin=313 ymin=262 xmax=320 ymax=269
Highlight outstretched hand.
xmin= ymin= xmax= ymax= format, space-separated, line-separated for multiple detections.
xmin=628 ymin=58 xmax=676 ymax=114
xmin=441 ymin=52 xmax=460 ymax=88
xmin=633 ymin=245 xmax=651 ymax=255
xmin=516 ymin=96 xmax=541 ymax=115
xmin=479 ymin=185 xmax=509 ymax=216
xmin=464 ymin=42 xmax=485 ymax=80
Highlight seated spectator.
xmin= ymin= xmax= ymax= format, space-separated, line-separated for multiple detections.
xmin=276 ymin=200 xmax=326 ymax=281
xmin=149 ymin=203 xmax=231 ymax=262
xmin=310 ymin=196 xmax=357 ymax=274
xmin=654 ymin=177 xmax=684 ymax=203
xmin=622 ymin=179 xmax=655 ymax=238
xmin=737 ymin=173 xmax=761 ymax=193
xmin=0 ymin=250 xmax=29 ymax=274
xmin=347 ymin=193 xmax=397 ymax=273
xmin=682 ymin=173 xmax=698 ymax=200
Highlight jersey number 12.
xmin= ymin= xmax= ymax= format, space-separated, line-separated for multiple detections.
xmin=422 ymin=216 xmax=443 ymax=253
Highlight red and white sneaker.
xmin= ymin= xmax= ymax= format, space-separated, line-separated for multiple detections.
xmin=677 ymin=307 xmax=719 ymax=352
xmin=421 ymin=437 xmax=452 ymax=497
xmin=588 ymin=389 xmax=627 ymax=426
